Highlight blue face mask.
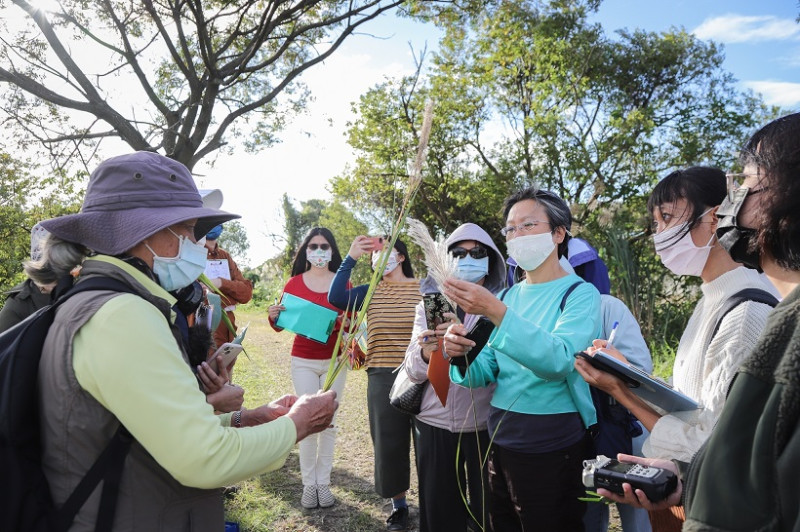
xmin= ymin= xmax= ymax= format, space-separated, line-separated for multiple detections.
xmin=146 ymin=229 xmax=209 ymax=292
xmin=454 ymin=256 xmax=489 ymax=283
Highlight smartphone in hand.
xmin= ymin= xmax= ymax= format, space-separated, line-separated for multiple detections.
xmin=423 ymin=293 xmax=454 ymax=330
xmin=207 ymin=343 xmax=244 ymax=374
xmin=368 ymin=236 xmax=385 ymax=251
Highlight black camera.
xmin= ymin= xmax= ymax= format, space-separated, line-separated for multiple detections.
xmin=582 ymin=455 xmax=677 ymax=503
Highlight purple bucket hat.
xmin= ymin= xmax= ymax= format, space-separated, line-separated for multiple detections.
xmin=39 ymin=151 xmax=239 ymax=255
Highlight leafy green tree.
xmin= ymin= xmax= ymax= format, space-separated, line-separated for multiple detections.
xmin=0 ymin=152 xmax=83 ymax=291
xmin=333 ymin=0 xmax=780 ymax=350
xmin=0 ymin=0 xmax=410 ymax=170
xmin=216 ymin=220 xmax=249 ymax=266
xmin=331 ymin=59 xmax=517 ymax=254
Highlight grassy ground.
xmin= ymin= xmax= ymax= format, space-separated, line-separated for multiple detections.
xmin=224 ymin=307 xmax=622 ymax=531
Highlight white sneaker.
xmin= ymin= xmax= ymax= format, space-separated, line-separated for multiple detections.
xmin=317 ymin=484 xmax=335 ymax=508
xmin=301 ymin=485 xmax=318 ymax=509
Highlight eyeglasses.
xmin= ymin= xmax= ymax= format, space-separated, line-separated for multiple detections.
xmin=500 ymin=220 xmax=550 ymax=237
xmin=308 ymin=243 xmax=330 ymax=251
xmin=450 ymin=246 xmax=488 ymax=260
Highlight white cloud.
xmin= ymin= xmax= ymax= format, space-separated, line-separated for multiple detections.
xmin=693 ymin=14 xmax=800 ymax=43
xmin=742 ymin=80 xmax=800 ymax=107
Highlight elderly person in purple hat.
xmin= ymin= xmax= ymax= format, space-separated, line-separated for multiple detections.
xmin=31 ymin=151 xmax=338 ymax=531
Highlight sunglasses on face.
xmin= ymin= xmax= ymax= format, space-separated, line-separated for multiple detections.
xmin=308 ymin=243 xmax=330 ymax=251
xmin=450 ymin=246 xmax=488 ymax=259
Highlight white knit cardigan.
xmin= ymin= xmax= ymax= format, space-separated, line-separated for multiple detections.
xmin=643 ymin=267 xmax=778 ymax=461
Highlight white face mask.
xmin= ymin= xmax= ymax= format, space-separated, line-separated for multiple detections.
xmin=307 ymin=248 xmax=332 ymax=268
xmin=373 ymin=250 xmax=399 ymax=276
xmin=653 ymin=208 xmax=715 ymax=277
xmin=506 ymin=232 xmax=555 ymax=272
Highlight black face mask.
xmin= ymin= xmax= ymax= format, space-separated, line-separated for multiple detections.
xmin=715 ymin=189 xmax=762 ymax=272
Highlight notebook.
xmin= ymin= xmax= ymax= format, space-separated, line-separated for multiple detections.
xmin=275 ymin=292 xmax=339 ymax=344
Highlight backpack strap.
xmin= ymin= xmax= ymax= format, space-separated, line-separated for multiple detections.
xmin=56 ymin=426 xmax=133 ymax=532
xmin=559 ymin=281 xmax=583 ymax=313
xmin=707 ymin=288 xmax=779 ymax=350
xmin=497 ymin=281 xmax=581 ymax=311
xmin=50 ymin=277 xmax=138 ymax=532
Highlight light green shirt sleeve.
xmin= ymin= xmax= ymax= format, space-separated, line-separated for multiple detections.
xmin=73 ymin=293 xmax=296 ymax=489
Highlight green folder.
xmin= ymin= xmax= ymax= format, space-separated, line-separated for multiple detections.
xmin=275 ymin=292 xmax=338 ymax=344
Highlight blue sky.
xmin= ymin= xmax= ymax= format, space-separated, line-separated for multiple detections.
xmin=195 ymin=2 xmax=800 ymax=265
xmin=591 ymin=0 xmax=800 ymax=107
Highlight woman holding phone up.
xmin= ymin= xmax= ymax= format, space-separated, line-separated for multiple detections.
xmin=268 ymin=227 xmax=349 ymax=510
xmin=328 ymin=236 xmax=420 ymax=532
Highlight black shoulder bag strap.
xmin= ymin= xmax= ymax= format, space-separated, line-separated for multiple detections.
xmin=559 ymin=281 xmax=583 ymax=313
xmin=495 ymin=280 xmax=581 ymax=311
xmin=707 ymin=288 xmax=779 ymax=350
xmin=50 ymin=277 xmax=138 ymax=532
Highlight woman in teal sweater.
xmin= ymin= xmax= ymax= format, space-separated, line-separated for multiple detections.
xmin=444 ymin=187 xmax=601 ymax=532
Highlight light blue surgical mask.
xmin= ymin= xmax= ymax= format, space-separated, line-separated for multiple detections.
xmin=146 ymin=228 xmax=209 ymax=292
xmin=454 ymin=256 xmax=489 ymax=283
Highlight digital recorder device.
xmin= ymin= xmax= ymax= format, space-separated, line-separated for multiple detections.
xmin=582 ymin=455 xmax=678 ymax=503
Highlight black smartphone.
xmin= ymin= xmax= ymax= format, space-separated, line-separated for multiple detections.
xmin=464 ymin=318 xmax=495 ymax=360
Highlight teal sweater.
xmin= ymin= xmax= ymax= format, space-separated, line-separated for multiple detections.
xmin=450 ymin=273 xmax=601 ymax=428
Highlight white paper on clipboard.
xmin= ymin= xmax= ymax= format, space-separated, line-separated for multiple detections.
xmin=205 ymin=259 xmax=231 ymax=280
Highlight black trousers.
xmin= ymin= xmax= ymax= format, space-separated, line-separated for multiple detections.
xmin=367 ymin=368 xmax=416 ymax=498
xmin=488 ymin=434 xmax=590 ymax=532
xmin=414 ymin=419 xmax=490 ymax=532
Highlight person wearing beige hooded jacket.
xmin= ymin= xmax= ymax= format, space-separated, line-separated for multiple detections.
xmin=403 ymin=222 xmax=506 ymax=532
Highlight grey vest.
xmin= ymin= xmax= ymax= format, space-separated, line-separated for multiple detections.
xmin=38 ymin=262 xmax=223 ymax=531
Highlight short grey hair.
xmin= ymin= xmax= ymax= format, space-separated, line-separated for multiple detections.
xmin=23 ymin=234 xmax=87 ymax=286
xmin=502 ymin=187 xmax=572 ymax=258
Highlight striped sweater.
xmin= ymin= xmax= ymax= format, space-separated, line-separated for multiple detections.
xmin=365 ymin=280 xmax=421 ymax=368
xmin=328 ymin=255 xmax=422 ymax=369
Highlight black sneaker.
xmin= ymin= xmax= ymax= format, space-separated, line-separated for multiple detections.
xmin=386 ymin=506 xmax=409 ymax=531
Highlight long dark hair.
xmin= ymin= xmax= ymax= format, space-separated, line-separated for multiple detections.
xmin=391 ymin=237 xmax=415 ymax=278
xmin=646 ymin=167 xmax=726 ymax=248
xmin=290 ymin=227 xmax=343 ymax=276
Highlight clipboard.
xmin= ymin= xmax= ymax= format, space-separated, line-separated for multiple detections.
xmin=575 ymin=351 xmax=699 ymax=412
xmin=275 ymin=292 xmax=338 ymax=344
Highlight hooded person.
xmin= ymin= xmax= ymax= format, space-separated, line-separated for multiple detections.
xmin=31 ymin=151 xmax=337 ymax=532
xmin=402 ymin=222 xmax=506 ymax=532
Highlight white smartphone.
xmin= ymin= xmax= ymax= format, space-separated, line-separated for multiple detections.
xmin=207 ymin=342 xmax=243 ymax=374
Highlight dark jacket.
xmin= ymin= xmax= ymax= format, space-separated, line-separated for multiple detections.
xmin=683 ymin=284 xmax=800 ymax=531
xmin=0 ymin=279 xmax=51 ymax=333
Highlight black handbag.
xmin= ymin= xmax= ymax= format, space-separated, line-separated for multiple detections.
xmin=388 ymin=363 xmax=427 ymax=416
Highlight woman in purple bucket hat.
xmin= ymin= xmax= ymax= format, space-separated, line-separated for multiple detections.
xmin=30 ymin=151 xmax=338 ymax=531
